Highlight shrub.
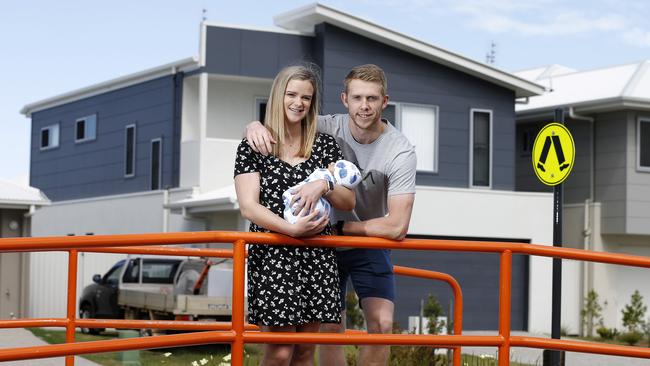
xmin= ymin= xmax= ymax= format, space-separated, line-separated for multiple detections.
xmin=596 ymin=326 xmax=618 ymax=340
xmin=581 ymin=289 xmax=603 ymax=337
xmin=345 ymin=291 xmax=364 ymax=330
xmin=422 ymin=294 xmax=446 ymax=335
xmin=618 ymin=331 xmax=643 ymax=346
xmin=621 ymin=290 xmax=647 ymax=332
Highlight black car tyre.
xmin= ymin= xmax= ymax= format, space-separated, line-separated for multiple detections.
xmin=79 ymin=305 xmax=103 ymax=335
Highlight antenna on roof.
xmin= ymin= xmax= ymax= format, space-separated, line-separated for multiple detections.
xmin=202 ymin=8 xmax=207 ymax=22
xmin=486 ymin=41 xmax=496 ymax=65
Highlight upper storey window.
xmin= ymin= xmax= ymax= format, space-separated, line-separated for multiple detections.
xmin=75 ymin=114 xmax=97 ymax=143
xmin=40 ymin=123 xmax=60 ymax=150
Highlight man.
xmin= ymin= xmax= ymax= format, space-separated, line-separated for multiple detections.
xmin=246 ymin=64 xmax=416 ymax=365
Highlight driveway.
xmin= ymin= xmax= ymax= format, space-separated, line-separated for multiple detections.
xmin=0 ymin=328 xmax=101 ymax=366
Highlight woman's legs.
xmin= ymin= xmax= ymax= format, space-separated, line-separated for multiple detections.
xmin=259 ymin=322 xmax=321 ymax=366
xmin=290 ymin=322 xmax=321 ymax=366
xmin=261 ymin=325 xmax=296 ymax=366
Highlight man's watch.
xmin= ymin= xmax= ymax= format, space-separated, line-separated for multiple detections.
xmin=336 ymin=220 xmax=345 ymax=236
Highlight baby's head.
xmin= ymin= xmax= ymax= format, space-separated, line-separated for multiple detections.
xmin=333 ymin=160 xmax=361 ymax=189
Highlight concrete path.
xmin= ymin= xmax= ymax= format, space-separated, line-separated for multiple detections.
xmin=0 ymin=328 xmax=101 ymax=366
xmin=460 ymin=331 xmax=650 ymax=366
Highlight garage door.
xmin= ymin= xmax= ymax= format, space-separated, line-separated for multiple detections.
xmin=391 ymin=236 xmax=529 ymax=331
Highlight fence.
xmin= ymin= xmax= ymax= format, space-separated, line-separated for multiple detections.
xmin=2 ymin=231 xmax=650 ymax=366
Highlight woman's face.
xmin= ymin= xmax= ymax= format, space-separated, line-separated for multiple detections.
xmin=284 ymin=79 xmax=314 ymax=126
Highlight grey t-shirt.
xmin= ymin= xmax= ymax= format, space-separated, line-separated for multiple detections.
xmin=317 ymin=114 xmax=417 ymax=223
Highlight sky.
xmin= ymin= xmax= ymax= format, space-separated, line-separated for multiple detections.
xmin=2 ymin=0 xmax=650 ymax=184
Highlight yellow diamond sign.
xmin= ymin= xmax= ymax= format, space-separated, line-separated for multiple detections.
xmin=532 ymin=122 xmax=575 ymax=186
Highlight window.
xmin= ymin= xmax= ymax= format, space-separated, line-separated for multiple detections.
xmin=75 ymin=114 xmax=97 ymax=143
xmin=104 ymin=261 xmax=125 ymax=286
xmin=400 ymin=104 xmax=437 ymax=172
xmin=388 ymin=102 xmax=438 ymax=172
xmin=639 ymin=118 xmax=650 ymax=171
xmin=255 ymin=97 xmax=268 ymax=124
xmin=122 ymin=259 xmax=140 ymax=283
xmin=150 ymin=138 xmax=162 ymax=190
xmin=141 ymin=260 xmax=180 ymax=284
xmin=40 ymin=123 xmax=60 ymax=150
xmin=470 ymin=109 xmax=492 ymax=188
xmin=125 ymin=125 xmax=136 ymax=177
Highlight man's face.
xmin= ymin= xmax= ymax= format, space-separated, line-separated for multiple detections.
xmin=341 ymin=79 xmax=389 ymax=131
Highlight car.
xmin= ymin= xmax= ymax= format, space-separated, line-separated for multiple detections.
xmin=78 ymin=259 xmax=125 ymax=334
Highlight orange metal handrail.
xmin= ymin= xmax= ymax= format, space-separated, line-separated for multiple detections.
xmin=2 ymin=231 xmax=650 ymax=366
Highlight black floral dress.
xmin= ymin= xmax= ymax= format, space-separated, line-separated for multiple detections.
xmin=234 ymin=133 xmax=343 ymax=326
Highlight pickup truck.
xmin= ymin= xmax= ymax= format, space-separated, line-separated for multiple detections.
xmin=78 ymin=256 xmax=237 ymax=335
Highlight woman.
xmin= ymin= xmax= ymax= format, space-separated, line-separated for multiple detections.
xmin=234 ymin=65 xmax=355 ymax=366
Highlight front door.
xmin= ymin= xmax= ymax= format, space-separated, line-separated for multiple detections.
xmin=0 ymin=211 xmax=23 ymax=319
xmin=0 ymin=254 xmax=22 ymax=319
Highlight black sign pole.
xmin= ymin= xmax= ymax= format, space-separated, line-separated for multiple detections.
xmin=550 ymin=108 xmax=564 ymax=366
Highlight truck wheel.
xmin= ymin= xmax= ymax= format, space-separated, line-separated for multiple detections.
xmin=80 ymin=305 xmax=103 ymax=335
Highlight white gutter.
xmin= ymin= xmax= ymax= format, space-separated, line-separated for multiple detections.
xmin=21 ymin=57 xmax=200 ymax=117
xmin=569 ymin=106 xmax=596 ymax=337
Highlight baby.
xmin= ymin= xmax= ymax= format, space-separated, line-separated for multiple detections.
xmin=283 ymin=160 xmax=361 ymax=224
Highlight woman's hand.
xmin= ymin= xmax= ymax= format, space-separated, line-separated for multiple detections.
xmin=288 ymin=209 xmax=329 ymax=237
xmin=289 ymin=180 xmax=328 ymax=216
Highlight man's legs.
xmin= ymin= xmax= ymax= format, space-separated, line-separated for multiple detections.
xmin=319 ymin=313 xmax=347 ymax=365
xmin=358 ymin=297 xmax=394 ymax=366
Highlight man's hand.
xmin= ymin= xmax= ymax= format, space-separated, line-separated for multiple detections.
xmin=290 ymin=180 xmax=328 ymax=216
xmin=245 ymin=121 xmax=276 ymax=156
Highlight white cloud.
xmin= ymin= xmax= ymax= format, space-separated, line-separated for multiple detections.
xmin=375 ymin=0 xmax=650 ymax=48
xmin=622 ymin=28 xmax=650 ymax=48
xmin=471 ymin=12 xmax=624 ymax=36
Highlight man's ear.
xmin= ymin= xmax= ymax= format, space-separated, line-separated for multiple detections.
xmin=382 ymin=94 xmax=389 ymax=110
xmin=340 ymin=92 xmax=349 ymax=108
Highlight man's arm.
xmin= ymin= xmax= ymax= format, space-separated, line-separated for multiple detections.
xmin=244 ymin=121 xmax=275 ymax=156
xmin=244 ymin=115 xmax=338 ymax=155
xmin=342 ymin=193 xmax=414 ymax=240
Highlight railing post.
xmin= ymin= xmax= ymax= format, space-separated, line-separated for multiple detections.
xmin=231 ymin=240 xmax=246 ymax=366
xmin=66 ymin=250 xmax=78 ymax=366
xmin=498 ymin=250 xmax=512 ymax=366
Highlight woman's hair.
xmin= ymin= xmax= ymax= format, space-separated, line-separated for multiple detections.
xmin=264 ymin=64 xmax=321 ymax=159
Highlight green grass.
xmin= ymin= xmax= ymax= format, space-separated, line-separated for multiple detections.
xmin=29 ymin=328 xmax=535 ymax=366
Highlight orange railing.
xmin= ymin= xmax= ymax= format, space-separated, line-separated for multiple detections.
xmin=1 ymin=231 xmax=650 ymax=366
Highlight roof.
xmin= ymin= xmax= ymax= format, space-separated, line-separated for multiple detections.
xmin=166 ymin=185 xmax=238 ymax=214
xmin=21 ymin=57 xmax=200 ymax=117
xmin=274 ymin=3 xmax=545 ymax=98
xmin=515 ymin=60 xmax=650 ymax=115
xmin=0 ymin=179 xmax=50 ymax=208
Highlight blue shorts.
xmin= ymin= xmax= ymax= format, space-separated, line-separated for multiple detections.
xmin=337 ymin=248 xmax=395 ymax=310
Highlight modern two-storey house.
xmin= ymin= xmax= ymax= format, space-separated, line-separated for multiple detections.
xmin=21 ymin=4 xmax=555 ymax=333
xmin=515 ymin=61 xmax=650 ymax=333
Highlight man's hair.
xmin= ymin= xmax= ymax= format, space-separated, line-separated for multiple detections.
xmin=265 ymin=64 xmax=321 ymax=159
xmin=343 ymin=64 xmax=387 ymax=96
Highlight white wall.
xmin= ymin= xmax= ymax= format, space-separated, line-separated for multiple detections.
xmin=180 ymin=75 xmax=271 ymax=192
xmin=28 ymin=189 xmax=205 ymax=318
xmin=564 ymin=202 xmax=650 ymax=332
xmin=206 ymin=76 xmax=272 ymax=140
xmin=600 ymin=236 xmax=650 ymax=330
xmin=410 ymin=186 xmax=554 ymax=333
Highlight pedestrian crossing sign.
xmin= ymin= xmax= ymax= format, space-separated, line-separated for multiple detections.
xmin=532 ymin=122 xmax=575 ymax=186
